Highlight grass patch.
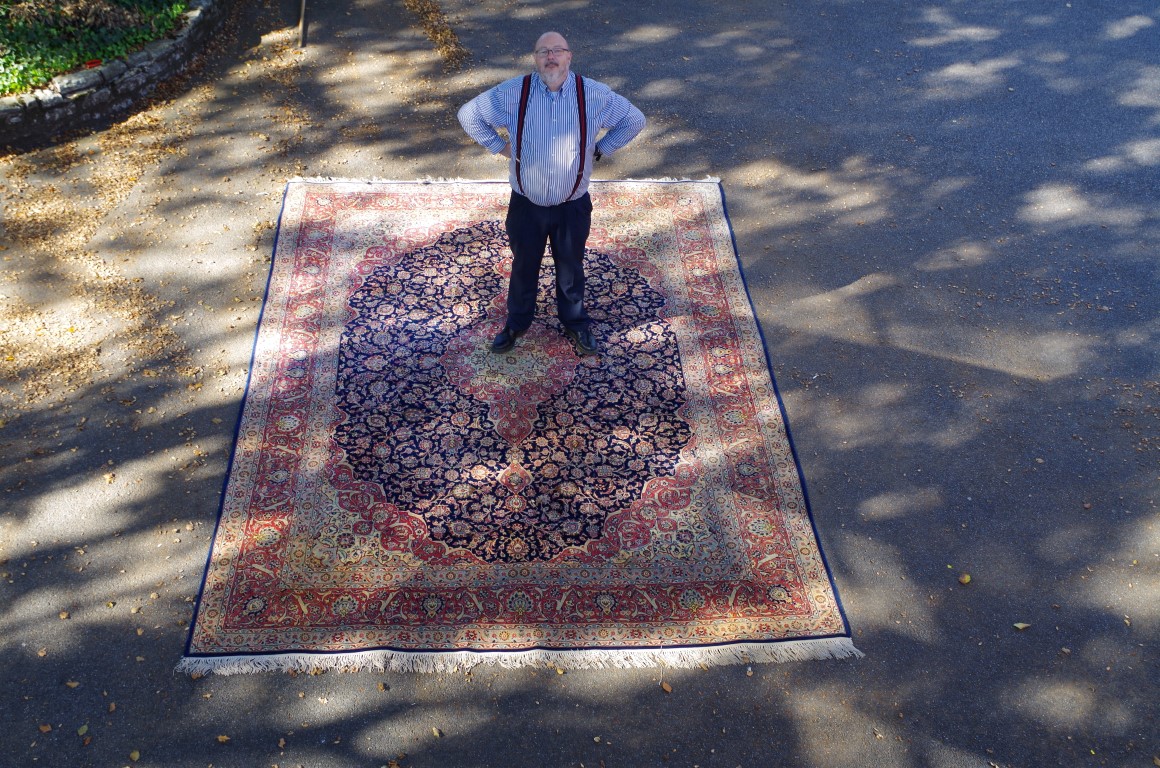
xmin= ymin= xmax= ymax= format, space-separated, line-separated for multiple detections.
xmin=0 ymin=0 xmax=190 ymax=97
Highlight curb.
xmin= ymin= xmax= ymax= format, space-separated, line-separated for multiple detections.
xmin=0 ymin=0 xmax=227 ymax=148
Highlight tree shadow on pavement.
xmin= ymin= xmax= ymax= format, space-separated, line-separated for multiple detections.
xmin=1 ymin=0 xmax=1157 ymax=766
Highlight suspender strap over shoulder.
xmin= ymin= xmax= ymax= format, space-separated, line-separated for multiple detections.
xmin=514 ymin=73 xmax=589 ymax=202
xmin=569 ymin=74 xmax=588 ymax=201
xmin=514 ymin=74 xmax=533 ymax=196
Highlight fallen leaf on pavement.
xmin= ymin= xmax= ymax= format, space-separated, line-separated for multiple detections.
xmin=661 ymin=681 xmax=672 ymax=693
xmin=217 ymin=735 xmax=230 ymax=743
xmin=65 ymin=681 xmax=80 ymax=688
xmin=432 ymin=727 xmax=443 ymax=738
xmin=77 ymin=724 xmax=89 ymax=736
xmin=958 ymin=573 xmax=972 ymax=585
xmin=38 ymin=724 xmax=52 ymax=733
xmin=1013 ymin=623 xmax=1031 ymax=631
xmin=130 ymin=750 xmax=140 ymax=761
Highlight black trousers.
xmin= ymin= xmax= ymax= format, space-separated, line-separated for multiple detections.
xmin=503 ymin=191 xmax=592 ymax=333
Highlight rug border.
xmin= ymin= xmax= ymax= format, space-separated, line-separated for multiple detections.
xmin=711 ymin=180 xmax=858 ymax=647
xmin=182 ymin=181 xmax=290 ymax=663
xmin=180 ymin=179 xmax=860 ymax=673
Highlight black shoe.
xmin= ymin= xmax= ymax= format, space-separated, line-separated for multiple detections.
xmin=563 ymin=326 xmax=600 ymax=356
xmin=490 ymin=326 xmax=525 ymax=353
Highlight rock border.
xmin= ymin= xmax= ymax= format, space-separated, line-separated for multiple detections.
xmin=0 ymin=0 xmax=226 ymax=148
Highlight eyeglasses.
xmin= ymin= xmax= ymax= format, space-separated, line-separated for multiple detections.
xmin=534 ymin=47 xmax=571 ymax=58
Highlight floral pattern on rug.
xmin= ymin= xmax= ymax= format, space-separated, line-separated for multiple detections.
xmin=334 ymin=220 xmax=692 ymax=564
xmin=183 ymin=180 xmax=857 ymax=671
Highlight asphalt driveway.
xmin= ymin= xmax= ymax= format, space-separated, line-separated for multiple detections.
xmin=1 ymin=0 xmax=1157 ymax=766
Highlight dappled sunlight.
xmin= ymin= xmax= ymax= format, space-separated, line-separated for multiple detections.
xmin=790 ymin=681 xmax=912 ymax=766
xmin=354 ymin=705 xmax=494 ymax=757
xmin=637 ymin=77 xmax=685 ymax=100
xmin=727 ymin=156 xmax=893 ymax=231
xmin=15 ymin=470 xmax=154 ymax=549
xmin=885 ymin=323 xmax=1094 ymax=381
xmin=768 ymin=273 xmax=897 ymax=345
xmin=923 ymin=56 xmax=1021 ymax=100
xmin=1103 ymin=14 xmax=1154 ymax=42
xmin=835 ymin=535 xmax=942 ymax=644
xmin=915 ymin=239 xmax=995 ymax=271
xmin=1019 ymin=182 xmax=1147 ymax=228
xmin=1004 ymin=679 xmax=1135 ymax=734
xmin=909 ymin=8 xmax=1001 ymax=47
xmin=509 ymin=0 xmax=589 ymax=22
xmin=1074 ymin=513 xmax=1160 ymax=625
xmin=617 ymin=24 xmax=682 ymax=45
xmin=768 ymin=272 xmax=1095 ymax=379
xmin=1084 ymin=137 xmax=1160 ymax=173
xmin=857 ymin=487 xmax=945 ymax=523
xmin=1119 ymin=64 xmax=1160 ymax=124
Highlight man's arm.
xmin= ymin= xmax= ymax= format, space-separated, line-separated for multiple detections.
xmin=594 ymin=92 xmax=646 ymax=157
xmin=458 ymin=88 xmax=513 ymax=155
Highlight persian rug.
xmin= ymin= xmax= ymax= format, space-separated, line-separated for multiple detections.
xmin=181 ymin=179 xmax=860 ymax=674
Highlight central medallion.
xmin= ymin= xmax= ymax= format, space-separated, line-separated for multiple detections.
xmin=333 ymin=221 xmax=692 ymax=563
xmin=440 ymin=323 xmax=580 ymax=445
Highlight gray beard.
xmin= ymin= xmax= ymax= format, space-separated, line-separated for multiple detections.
xmin=539 ymin=67 xmax=569 ymax=90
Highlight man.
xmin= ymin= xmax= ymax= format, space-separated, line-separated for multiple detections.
xmin=458 ymin=31 xmax=646 ymax=356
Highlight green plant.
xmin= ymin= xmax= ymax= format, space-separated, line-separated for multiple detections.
xmin=0 ymin=0 xmax=190 ymax=97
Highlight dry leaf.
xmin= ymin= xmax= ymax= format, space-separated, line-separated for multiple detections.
xmin=1013 ymin=623 xmax=1031 ymax=631
xmin=108 ymin=703 xmax=117 ymax=713
xmin=431 ymin=727 xmax=443 ymax=738
xmin=1152 ymin=756 xmax=1159 ymax=767
xmin=65 ymin=681 xmax=80 ymax=688
xmin=59 ymin=611 xmax=70 ymax=620
xmin=130 ymin=750 xmax=140 ymax=761
xmin=958 ymin=573 xmax=972 ymax=585
xmin=38 ymin=724 xmax=52 ymax=734
xmin=77 ymin=724 xmax=89 ymax=736
xmin=660 ymin=681 xmax=672 ymax=693
xmin=278 ymin=738 xmax=286 ymax=748
xmin=217 ymin=735 xmax=230 ymax=743
xmin=37 ymin=647 xmax=47 ymax=657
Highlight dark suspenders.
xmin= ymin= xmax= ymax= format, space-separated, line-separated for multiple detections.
xmin=514 ymin=73 xmax=588 ymax=201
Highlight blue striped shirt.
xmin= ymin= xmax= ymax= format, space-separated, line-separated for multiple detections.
xmin=458 ymin=72 xmax=646 ymax=207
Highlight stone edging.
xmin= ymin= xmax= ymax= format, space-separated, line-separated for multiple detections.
xmin=0 ymin=0 xmax=226 ymax=148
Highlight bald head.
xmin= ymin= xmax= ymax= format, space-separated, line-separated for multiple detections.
xmin=533 ymin=31 xmax=572 ymax=91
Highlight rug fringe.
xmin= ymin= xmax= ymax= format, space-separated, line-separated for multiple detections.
xmin=286 ymin=177 xmax=722 ymax=185
xmin=178 ymin=638 xmax=861 ymax=676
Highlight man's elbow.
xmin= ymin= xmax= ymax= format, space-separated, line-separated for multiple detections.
xmin=629 ymin=108 xmax=647 ymax=135
xmin=456 ymin=102 xmax=475 ymax=132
